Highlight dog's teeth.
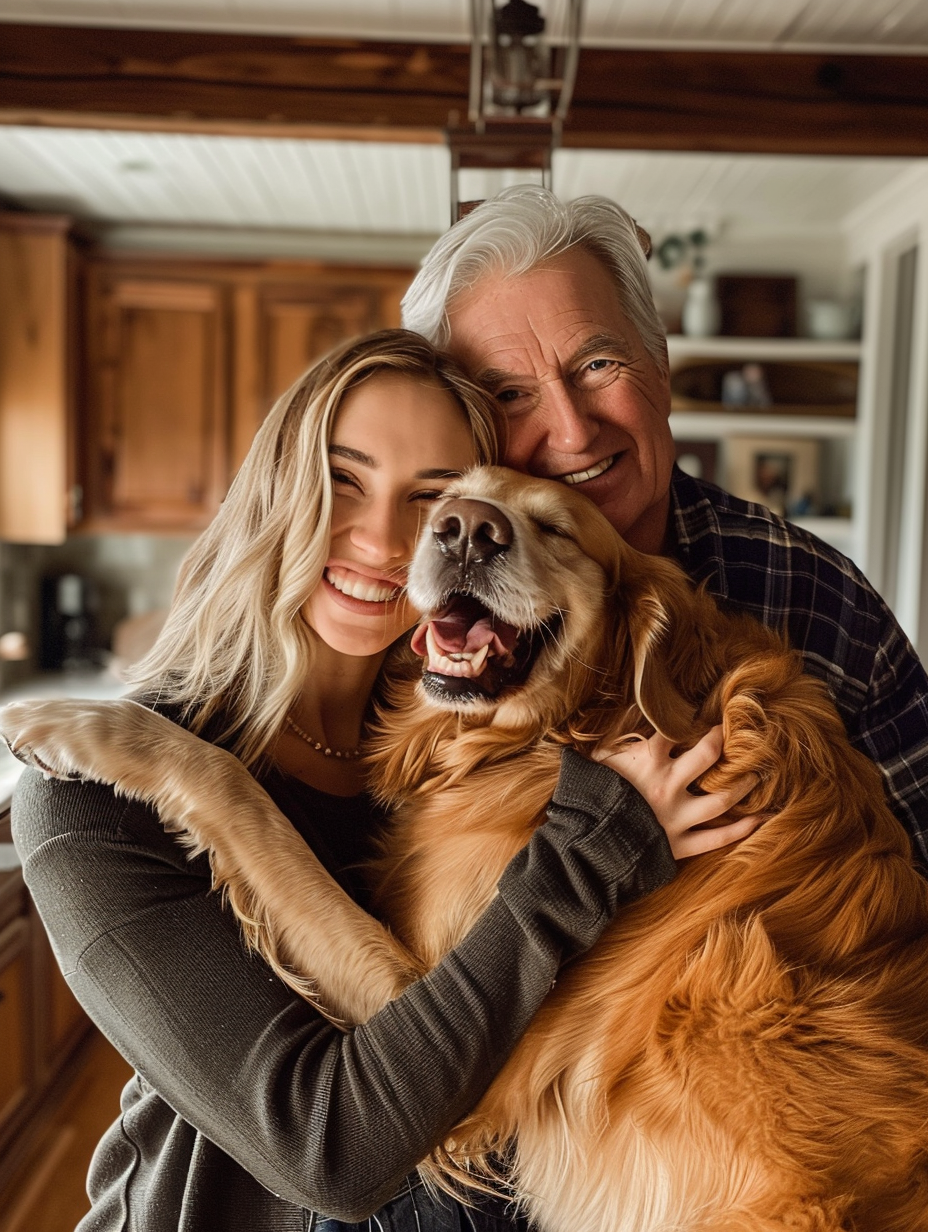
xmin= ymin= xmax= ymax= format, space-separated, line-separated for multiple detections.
xmin=469 ymin=644 xmax=490 ymax=674
xmin=425 ymin=625 xmax=440 ymax=665
xmin=422 ymin=624 xmax=493 ymax=678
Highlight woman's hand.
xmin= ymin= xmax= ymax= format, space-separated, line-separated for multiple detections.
xmin=591 ymin=726 xmax=764 ymax=861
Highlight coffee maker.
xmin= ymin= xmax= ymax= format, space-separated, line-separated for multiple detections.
xmin=40 ymin=573 xmax=98 ymax=670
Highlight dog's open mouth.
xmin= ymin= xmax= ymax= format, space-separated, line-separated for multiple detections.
xmin=410 ymin=593 xmax=549 ymax=704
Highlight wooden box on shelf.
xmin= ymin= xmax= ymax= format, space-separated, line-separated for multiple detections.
xmin=714 ymin=274 xmax=798 ymax=338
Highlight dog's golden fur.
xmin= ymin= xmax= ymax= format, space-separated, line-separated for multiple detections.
xmin=4 ymin=465 xmax=928 ymax=1232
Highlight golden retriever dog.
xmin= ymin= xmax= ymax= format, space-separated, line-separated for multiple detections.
xmin=4 ymin=465 xmax=928 ymax=1232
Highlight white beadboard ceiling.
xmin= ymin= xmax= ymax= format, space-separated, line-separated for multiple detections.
xmin=0 ymin=1 xmax=925 ymax=250
xmin=1 ymin=0 xmax=928 ymax=51
xmin=0 ymin=125 xmax=918 ymax=255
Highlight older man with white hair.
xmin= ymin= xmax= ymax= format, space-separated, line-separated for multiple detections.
xmin=403 ymin=186 xmax=928 ymax=864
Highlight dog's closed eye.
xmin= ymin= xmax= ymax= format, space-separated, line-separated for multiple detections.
xmin=531 ymin=517 xmax=573 ymax=539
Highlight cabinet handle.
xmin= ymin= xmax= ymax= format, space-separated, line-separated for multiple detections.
xmin=68 ymin=484 xmax=84 ymax=524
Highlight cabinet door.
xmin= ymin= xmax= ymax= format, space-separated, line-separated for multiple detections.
xmin=231 ymin=274 xmax=408 ymax=471
xmin=86 ymin=276 xmax=228 ymax=531
xmin=0 ymin=919 xmax=31 ymax=1137
xmin=262 ymin=285 xmax=380 ymax=401
xmin=32 ymin=913 xmax=87 ymax=1080
xmin=0 ymin=215 xmax=74 ymax=545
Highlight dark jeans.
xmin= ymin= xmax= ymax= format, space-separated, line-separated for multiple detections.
xmin=314 ymin=1178 xmax=529 ymax=1232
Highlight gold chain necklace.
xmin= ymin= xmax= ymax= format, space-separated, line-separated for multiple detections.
xmin=285 ymin=713 xmax=361 ymax=760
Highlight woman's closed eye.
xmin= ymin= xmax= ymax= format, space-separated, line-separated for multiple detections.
xmin=331 ymin=469 xmax=363 ymax=493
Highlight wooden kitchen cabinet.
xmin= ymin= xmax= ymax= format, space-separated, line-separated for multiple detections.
xmin=0 ymin=213 xmax=80 ymax=545
xmin=0 ymin=227 xmax=412 ymax=537
xmin=83 ymin=269 xmax=230 ymax=532
xmin=0 ymin=918 xmax=31 ymax=1138
xmin=82 ymin=255 xmax=412 ymax=530
xmin=0 ymin=808 xmax=92 ymax=1197
xmin=229 ymin=265 xmax=410 ymax=472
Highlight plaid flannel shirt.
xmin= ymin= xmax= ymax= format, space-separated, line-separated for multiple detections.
xmin=668 ymin=466 xmax=928 ymax=868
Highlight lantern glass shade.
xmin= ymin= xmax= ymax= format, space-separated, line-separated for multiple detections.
xmin=490 ymin=0 xmax=550 ymax=112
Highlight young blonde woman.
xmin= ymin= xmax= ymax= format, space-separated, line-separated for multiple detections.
xmin=9 ymin=330 xmax=752 ymax=1232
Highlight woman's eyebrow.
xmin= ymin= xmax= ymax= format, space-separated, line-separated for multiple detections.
xmin=329 ymin=444 xmax=375 ymax=465
xmin=329 ymin=447 xmax=464 ymax=482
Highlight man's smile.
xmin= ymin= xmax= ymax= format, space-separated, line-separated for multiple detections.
xmin=558 ymin=454 xmax=618 ymax=486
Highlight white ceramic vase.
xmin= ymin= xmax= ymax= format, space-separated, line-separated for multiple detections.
xmin=682 ymin=276 xmax=721 ymax=337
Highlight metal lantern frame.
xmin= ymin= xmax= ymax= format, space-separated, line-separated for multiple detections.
xmin=448 ymin=0 xmax=585 ymax=222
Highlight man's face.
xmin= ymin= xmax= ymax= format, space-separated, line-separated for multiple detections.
xmin=446 ymin=247 xmax=675 ymax=553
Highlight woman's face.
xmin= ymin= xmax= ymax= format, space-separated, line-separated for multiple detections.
xmin=301 ymin=370 xmax=479 ymax=659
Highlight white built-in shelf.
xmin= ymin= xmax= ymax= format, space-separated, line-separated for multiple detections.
xmin=666 ymin=335 xmax=862 ymax=564
xmin=666 ymin=336 xmax=862 ymax=361
xmin=790 ymin=516 xmax=856 ymax=560
xmin=668 ymin=335 xmax=860 ymax=438
xmin=670 ymin=412 xmax=856 ymax=439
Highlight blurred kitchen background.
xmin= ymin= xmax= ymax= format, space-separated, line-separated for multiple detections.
xmin=3 ymin=2 xmax=928 ymax=1226
xmin=1 ymin=2 xmax=928 ymax=699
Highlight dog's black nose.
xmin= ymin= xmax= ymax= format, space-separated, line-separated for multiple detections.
xmin=433 ymin=499 xmax=513 ymax=566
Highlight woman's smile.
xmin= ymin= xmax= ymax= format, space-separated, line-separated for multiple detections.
xmin=323 ymin=564 xmax=404 ymax=608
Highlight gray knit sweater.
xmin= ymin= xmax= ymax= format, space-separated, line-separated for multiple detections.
xmin=12 ymin=747 xmax=675 ymax=1230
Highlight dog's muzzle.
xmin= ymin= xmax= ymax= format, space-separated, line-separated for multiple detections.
xmin=409 ymin=497 xmax=553 ymax=706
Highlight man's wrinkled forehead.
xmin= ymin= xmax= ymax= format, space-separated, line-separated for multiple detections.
xmin=446 ymin=269 xmax=643 ymax=380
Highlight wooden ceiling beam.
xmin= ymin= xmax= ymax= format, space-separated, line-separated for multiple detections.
xmin=1 ymin=23 xmax=928 ymax=155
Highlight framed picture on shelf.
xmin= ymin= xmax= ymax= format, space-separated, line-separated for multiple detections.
xmin=674 ymin=439 xmax=718 ymax=485
xmin=723 ymin=436 xmax=821 ymax=518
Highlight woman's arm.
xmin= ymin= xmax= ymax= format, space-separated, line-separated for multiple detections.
xmin=13 ymin=746 xmax=673 ymax=1221
xmin=2 ymin=700 xmax=753 ymax=1024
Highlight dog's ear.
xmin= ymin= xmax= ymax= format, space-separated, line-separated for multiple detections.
xmin=620 ymin=555 xmax=699 ymax=743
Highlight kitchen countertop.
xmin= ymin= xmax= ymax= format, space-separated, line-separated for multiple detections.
xmin=0 ymin=670 xmax=131 ymax=815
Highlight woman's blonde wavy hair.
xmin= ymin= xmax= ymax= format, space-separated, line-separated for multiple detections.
xmin=127 ymin=329 xmax=499 ymax=767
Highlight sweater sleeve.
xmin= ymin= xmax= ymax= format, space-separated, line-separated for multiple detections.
xmin=12 ymin=748 xmax=674 ymax=1220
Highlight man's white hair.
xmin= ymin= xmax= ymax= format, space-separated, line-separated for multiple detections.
xmin=402 ymin=185 xmax=668 ymax=374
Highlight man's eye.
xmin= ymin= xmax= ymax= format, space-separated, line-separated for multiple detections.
xmin=496 ymin=388 xmax=523 ymax=403
xmin=575 ymin=357 xmax=620 ymax=388
xmin=586 ymin=358 xmax=616 ymax=373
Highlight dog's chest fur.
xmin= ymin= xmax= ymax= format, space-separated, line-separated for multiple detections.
xmin=370 ymin=739 xmax=563 ymax=966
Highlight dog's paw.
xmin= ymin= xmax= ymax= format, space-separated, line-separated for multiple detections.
xmin=0 ymin=700 xmax=92 ymax=781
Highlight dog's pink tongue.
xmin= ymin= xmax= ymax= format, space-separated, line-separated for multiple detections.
xmin=410 ymin=599 xmax=518 ymax=662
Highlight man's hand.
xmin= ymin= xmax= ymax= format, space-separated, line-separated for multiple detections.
xmin=592 ymin=726 xmax=764 ymax=860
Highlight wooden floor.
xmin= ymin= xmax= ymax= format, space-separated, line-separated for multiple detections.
xmin=0 ymin=1032 xmax=132 ymax=1232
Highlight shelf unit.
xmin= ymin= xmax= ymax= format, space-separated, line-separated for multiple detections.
xmin=667 ymin=335 xmax=862 ymax=562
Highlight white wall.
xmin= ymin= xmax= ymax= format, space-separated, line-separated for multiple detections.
xmin=846 ymin=164 xmax=928 ymax=658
